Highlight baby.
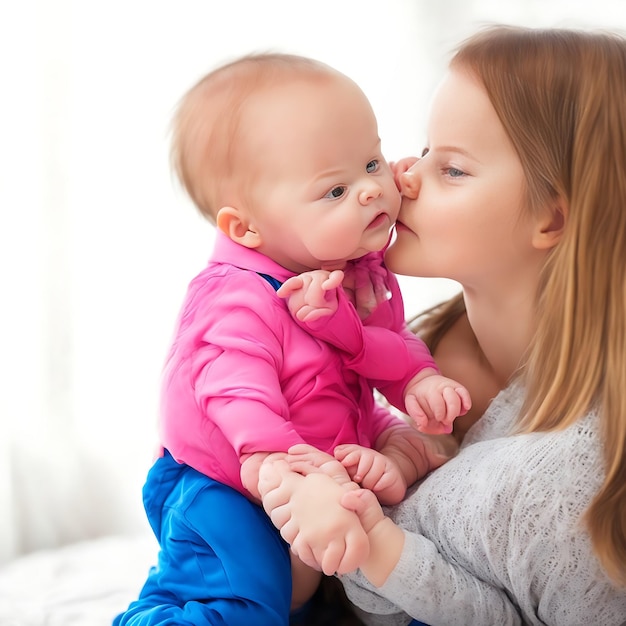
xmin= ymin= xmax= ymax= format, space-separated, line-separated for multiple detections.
xmin=114 ymin=53 xmax=470 ymax=626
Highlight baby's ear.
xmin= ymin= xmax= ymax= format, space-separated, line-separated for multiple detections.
xmin=532 ymin=195 xmax=568 ymax=250
xmin=216 ymin=206 xmax=262 ymax=249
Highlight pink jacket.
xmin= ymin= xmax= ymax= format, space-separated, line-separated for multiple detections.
xmin=160 ymin=233 xmax=436 ymax=495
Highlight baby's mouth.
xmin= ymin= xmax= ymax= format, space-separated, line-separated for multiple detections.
xmin=367 ymin=212 xmax=388 ymax=229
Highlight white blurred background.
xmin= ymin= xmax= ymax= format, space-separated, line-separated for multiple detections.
xmin=1 ymin=0 xmax=625 ymax=563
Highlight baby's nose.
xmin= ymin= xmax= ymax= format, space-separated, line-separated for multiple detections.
xmin=359 ymin=182 xmax=383 ymax=204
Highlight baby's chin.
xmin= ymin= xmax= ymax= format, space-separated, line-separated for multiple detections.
xmin=319 ymin=260 xmax=348 ymax=271
xmin=321 ymin=252 xmax=370 ymax=271
xmin=317 ymin=239 xmax=390 ymax=271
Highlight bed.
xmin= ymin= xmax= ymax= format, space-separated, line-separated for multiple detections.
xmin=0 ymin=533 xmax=158 ymax=626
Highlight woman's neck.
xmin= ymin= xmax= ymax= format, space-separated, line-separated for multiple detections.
xmin=462 ymin=286 xmax=534 ymax=387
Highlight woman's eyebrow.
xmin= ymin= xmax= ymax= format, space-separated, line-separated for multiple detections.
xmin=432 ymin=145 xmax=481 ymax=163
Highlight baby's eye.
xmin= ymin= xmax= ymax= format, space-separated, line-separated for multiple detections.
xmin=325 ymin=185 xmax=347 ymax=199
xmin=421 ymin=147 xmax=429 ymax=157
xmin=366 ymin=159 xmax=379 ymax=173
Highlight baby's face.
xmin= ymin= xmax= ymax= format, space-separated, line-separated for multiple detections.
xmin=239 ymin=75 xmax=400 ymax=273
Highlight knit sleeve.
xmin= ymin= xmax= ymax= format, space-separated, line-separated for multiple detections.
xmin=340 ymin=531 xmax=522 ymax=625
xmin=340 ymin=386 xmax=626 ymax=625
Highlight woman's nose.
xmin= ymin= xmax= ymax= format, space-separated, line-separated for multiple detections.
xmin=399 ymin=166 xmax=421 ymax=199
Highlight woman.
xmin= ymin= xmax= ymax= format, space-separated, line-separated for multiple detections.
xmin=260 ymin=25 xmax=626 ymax=625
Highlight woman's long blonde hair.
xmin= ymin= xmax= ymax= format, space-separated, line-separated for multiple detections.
xmin=432 ymin=25 xmax=626 ymax=586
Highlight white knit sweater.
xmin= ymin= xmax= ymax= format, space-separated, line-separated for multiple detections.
xmin=340 ymin=385 xmax=626 ymax=625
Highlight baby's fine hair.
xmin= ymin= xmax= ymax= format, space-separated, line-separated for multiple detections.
xmin=170 ymin=52 xmax=342 ymax=221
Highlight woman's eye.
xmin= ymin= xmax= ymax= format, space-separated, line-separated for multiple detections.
xmin=366 ymin=159 xmax=379 ymax=173
xmin=446 ymin=167 xmax=466 ymax=178
xmin=325 ymin=185 xmax=347 ymax=199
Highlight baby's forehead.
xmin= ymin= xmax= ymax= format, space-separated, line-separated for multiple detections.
xmin=206 ymin=54 xmax=342 ymax=97
xmin=175 ymin=56 xmax=375 ymax=187
xmin=232 ymin=52 xmax=360 ymax=94
xmin=185 ymin=60 xmax=349 ymax=143
xmin=197 ymin=68 xmax=364 ymax=156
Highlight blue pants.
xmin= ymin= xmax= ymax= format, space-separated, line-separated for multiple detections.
xmin=113 ymin=451 xmax=292 ymax=625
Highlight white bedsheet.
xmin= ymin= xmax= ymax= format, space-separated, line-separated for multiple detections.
xmin=0 ymin=534 xmax=158 ymax=626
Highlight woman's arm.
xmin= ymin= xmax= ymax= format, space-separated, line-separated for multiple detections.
xmin=340 ymin=489 xmax=523 ymax=625
xmin=261 ymin=452 xmax=523 ymax=625
xmin=340 ymin=532 xmax=523 ymax=626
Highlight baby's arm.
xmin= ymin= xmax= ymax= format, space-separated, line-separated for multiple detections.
xmin=404 ymin=367 xmax=472 ymax=435
xmin=280 ymin=265 xmax=429 ymax=388
xmin=240 ymin=450 xmax=287 ymax=502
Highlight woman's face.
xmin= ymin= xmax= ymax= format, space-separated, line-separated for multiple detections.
xmin=385 ymin=69 xmax=541 ymax=292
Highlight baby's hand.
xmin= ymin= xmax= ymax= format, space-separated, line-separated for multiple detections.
xmin=340 ymin=488 xmax=386 ymax=536
xmin=259 ymin=455 xmax=368 ymax=576
xmin=277 ymin=270 xmax=344 ymax=323
xmin=334 ymin=444 xmax=406 ymax=504
xmin=405 ymin=373 xmax=472 ymax=435
xmin=340 ymin=488 xmax=404 ymax=587
xmin=285 ymin=443 xmax=355 ymax=486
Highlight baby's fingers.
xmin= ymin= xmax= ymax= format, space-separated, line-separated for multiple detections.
xmin=319 ymin=539 xmax=349 ymax=576
xmin=296 ymin=305 xmax=327 ymax=322
xmin=266 ymin=501 xmax=294 ymax=534
xmin=333 ymin=526 xmax=370 ymax=575
xmin=404 ymin=394 xmax=429 ymax=431
xmin=456 ymin=386 xmax=472 ymax=415
xmin=276 ymin=275 xmax=305 ymax=298
xmin=340 ymin=489 xmax=384 ymax=535
xmin=333 ymin=445 xmax=361 ymax=467
xmin=322 ymin=269 xmax=344 ymax=291
xmin=289 ymin=536 xmax=321 ymax=572
xmin=410 ymin=395 xmax=452 ymax=434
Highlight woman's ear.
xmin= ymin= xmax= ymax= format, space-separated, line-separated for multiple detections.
xmin=216 ymin=206 xmax=262 ymax=249
xmin=532 ymin=196 xmax=568 ymax=250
